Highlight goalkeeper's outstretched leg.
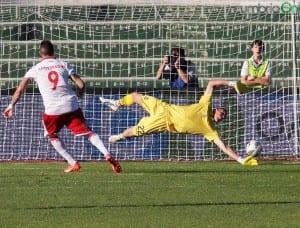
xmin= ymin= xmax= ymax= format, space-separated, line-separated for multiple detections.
xmin=101 ymin=92 xmax=167 ymax=142
xmin=99 ymin=92 xmax=142 ymax=112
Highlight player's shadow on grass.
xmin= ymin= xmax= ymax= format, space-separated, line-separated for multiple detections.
xmin=25 ymin=200 xmax=300 ymax=210
xmin=127 ymin=168 xmax=300 ymax=174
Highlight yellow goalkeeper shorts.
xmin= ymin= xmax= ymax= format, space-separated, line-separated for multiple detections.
xmin=132 ymin=95 xmax=168 ymax=136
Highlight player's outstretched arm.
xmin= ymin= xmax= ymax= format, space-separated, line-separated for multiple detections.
xmin=213 ymin=137 xmax=239 ymax=161
xmin=204 ymin=80 xmax=231 ymax=94
xmin=213 ymin=137 xmax=258 ymax=166
xmin=3 ymin=78 xmax=31 ymax=118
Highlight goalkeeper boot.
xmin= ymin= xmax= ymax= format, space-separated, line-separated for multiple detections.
xmin=64 ymin=161 xmax=81 ymax=173
xmin=243 ymin=156 xmax=258 ymax=166
xmin=105 ymin=154 xmax=122 ymax=173
xmin=99 ymin=97 xmax=120 ymax=111
xmin=109 ymin=134 xmax=125 ymax=143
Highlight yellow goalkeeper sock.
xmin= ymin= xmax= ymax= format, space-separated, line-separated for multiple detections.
xmin=119 ymin=94 xmax=134 ymax=106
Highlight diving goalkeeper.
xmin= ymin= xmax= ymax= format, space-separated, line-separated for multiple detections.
xmin=100 ymin=80 xmax=257 ymax=166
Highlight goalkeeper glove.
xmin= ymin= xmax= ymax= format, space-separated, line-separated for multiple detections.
xmin=241 ymin=155 xmax=258 ymax=166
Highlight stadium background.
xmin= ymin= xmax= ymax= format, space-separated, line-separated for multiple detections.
xmin=0 ymin=0 xmax=299 ymax=160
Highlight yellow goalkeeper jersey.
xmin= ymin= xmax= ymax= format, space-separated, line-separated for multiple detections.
xmin=165 ymin=93 xmax=219 ymax=142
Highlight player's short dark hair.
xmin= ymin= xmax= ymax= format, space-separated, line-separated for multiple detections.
xmin=40 ymin=40 xmax=54 ymax=56
xmin=170 ymin=47 xmax=185 ymax=57
xmin=251 ymin=40 xmax=264 ymax=51
xmin=213 ymin=107 xmax=227 ymax=119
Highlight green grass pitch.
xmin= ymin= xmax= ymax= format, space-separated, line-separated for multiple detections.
xmin=0 ymin=161 xmax=300 ymax=228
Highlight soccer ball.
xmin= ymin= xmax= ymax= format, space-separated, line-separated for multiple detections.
xmin=246 ymin=140 xmax=262 ymax=157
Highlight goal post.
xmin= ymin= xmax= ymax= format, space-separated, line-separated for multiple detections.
xmin=0 ymin=0 xmax=299 ymax=161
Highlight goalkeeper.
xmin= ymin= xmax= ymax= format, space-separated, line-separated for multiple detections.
xmin=100 ymin=80 xmax=258 ymax=166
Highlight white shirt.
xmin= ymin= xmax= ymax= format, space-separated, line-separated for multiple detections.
xmin=24 ymin=57 xmax=79 ymax=115
xmin=240 ymin=56 xmax=272 ymax=78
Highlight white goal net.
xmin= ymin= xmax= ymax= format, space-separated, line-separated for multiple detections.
xmin=0 ymin=0 xmax=299 ymax=161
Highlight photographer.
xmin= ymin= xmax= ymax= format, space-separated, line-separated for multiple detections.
xmin=156 ymin=47 xmax=198 ymax=88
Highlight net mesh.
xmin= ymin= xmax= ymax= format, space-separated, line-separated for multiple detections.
xmin=0 ymin=1 xmax=299 ymax=160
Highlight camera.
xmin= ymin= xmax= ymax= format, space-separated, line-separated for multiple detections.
xmin=162 ymin=55 xmax=188 ymax=80
xmin=168 ymin=55 xmax=178 ymax=65
xmin=167 ymin=55 xmax=187 ymax=69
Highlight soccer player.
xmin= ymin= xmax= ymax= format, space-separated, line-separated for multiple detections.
xmin=233 ymin=39 xmax=272 ymax=94
xmin=2 ymin=40 xmax=122 ymax=173
xmin=100 ymin=80 xmax=258 ymax=166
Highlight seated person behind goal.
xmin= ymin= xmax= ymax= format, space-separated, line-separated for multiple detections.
xmin=156 ymin=47 xmax=198 ymax=88
xmin=100 ymin=80 xmax=258 ymax=166
xmin=234 ymin=40 xmax=272 ymax=94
